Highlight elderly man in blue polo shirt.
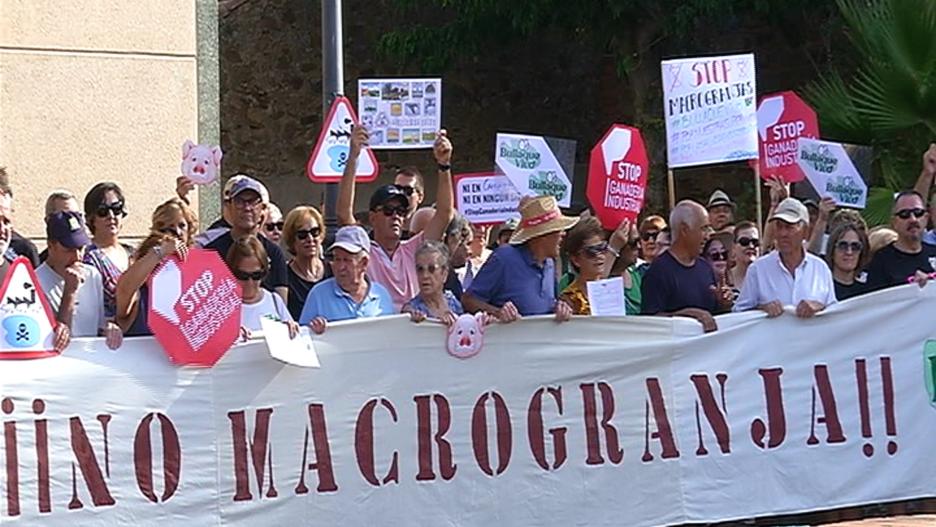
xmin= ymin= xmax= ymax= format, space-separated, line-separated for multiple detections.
xmin=299 ymin=225 xmax=394 ymax=333
xmin=463 ymin=196 xmax=578 ymax=322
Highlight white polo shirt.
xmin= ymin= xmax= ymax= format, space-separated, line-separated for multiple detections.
xmin=733 ymin=250 xmax=837 ymax=312
xmin=35 ymin=263 xmax=106 ymax=337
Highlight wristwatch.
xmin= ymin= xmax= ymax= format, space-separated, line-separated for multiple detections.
xmin=152 ymin=245 xmax=164 ymax=260
xmin=437 ymin=163 xmax=452 ymax=172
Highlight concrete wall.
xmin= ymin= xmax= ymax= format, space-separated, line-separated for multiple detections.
xmin=0 ymin=0 xmax=212 ymax=244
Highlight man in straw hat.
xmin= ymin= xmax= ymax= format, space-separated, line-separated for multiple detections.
xmin=463 ymin=196 xmax=578 ymax=322
xmin=706 ymin=189 xmax=736 ymax=235
xmin=641 ymin=200 xmax=733 ymax=333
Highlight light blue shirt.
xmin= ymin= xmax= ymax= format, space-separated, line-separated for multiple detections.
xmin=924 ymin=230 xmax=936 ymax=246
xmin=299 ymin=277 xmax=395 ymax=324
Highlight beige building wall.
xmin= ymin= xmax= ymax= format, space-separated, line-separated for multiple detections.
xmin=0 ymin=0 xmax=200 ymax=245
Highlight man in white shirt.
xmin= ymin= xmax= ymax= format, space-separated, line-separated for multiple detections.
xmin=734 ymin=198 xmax=836 ymax=318
xmin=36 ymin=211 xmax=122 ymax=349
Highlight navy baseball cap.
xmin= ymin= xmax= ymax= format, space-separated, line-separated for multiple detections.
xmin=369 ymin=185 xmax=410 ymax=211
xmin=46 ymin=211 xmax=90 ymax=249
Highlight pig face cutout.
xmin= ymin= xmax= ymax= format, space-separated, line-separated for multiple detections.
xmin=446 ymin=313 xmax=488 ymax=359
xmin=181 ymin=140 xmax=223 ymax=185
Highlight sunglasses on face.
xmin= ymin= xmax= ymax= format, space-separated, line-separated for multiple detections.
xmin=581 ymin=242 xmax=610 ymax=258
xmin=96 ymin=202 xmax=127 ymax=218
xmin=736 ymin=236 xmax=760 ymax=248
xmin=895 ymin=208 xmax=926 ymax=220
xmin=835 ymin=241 xmax=863 ymax=253
xmin=415 ymin=264 xmax=443 ymax=274
xmin=265 ymin=221 xmax=284 ymax=232
xmin=159 ymin=226 xmax=185 ymax=238
xmin=707 ymin=250 xmax=729 ymax=261
xmin=379 ymin=205 xmax=408 ymax=218
xmin=233 ymin=269 xmax=266 ymax=281
xmin=641 ymin=231 xmax=659 ymax=241
xmin=394 ymin=184 xmax=416 ymax=196
xmin=296 ymin=226 xmax=322 ymax=240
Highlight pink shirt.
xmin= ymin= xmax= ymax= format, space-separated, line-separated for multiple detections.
xmin=367 ymin=232 xmax=425 ymax=311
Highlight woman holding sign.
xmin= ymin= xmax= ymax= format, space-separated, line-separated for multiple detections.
xmin=115 ymin=198 xmax=197 ymax=336
xmin=227 ymin=235 xmax=298 ymax=338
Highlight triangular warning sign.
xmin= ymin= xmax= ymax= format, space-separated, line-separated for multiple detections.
xmin=0 ymin=257 xmax=59 ymax=359
xmin=307 ymin=96 xmax=380 ymax=183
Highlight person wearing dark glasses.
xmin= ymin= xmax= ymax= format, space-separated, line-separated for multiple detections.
xmin=734 ymin=198 xmax=836 ymax=318
xmin=226 ymin=236 xmax=298 ymax=339
xmin=729 ymin=221 xmax=760 ymax=288
xmin=282 ymin=206 xmax=329 ymax=321
xmin=260 ymin=202 xmax=284 ymax=246
xmin=82 ymin=182 xmax=133 ymax=319
xmin=637 ymin=215 xmax=667 ymax=270
xmin=825 ymin=223 xmax=871 ymax=301
xmin=558 ymin=216 xmax=613 ymax=315
xmin=336 ymin=126 xmax=455 ymax=311
xmin=866 ymin=190 xmax=936 ymax=291
xmin=393 ymin=166 xmax=425 ymax=233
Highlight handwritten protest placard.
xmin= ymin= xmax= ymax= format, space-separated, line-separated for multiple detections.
xmin=454 ymin=172 xmax=521 ymax=225
xmin=661 ymin=54 xmax=758 ymax=168
xmin=357 ymin=78 xmax=441 ymax=149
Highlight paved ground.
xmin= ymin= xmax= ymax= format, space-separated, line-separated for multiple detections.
xmin=829 ymin=517 xmax=936 ymax=526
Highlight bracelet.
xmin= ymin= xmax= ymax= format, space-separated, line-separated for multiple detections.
xmin=608 ymin=246 xmax=621 ymax=258
xmin=437 ymin=163 xmax=452 ymax=172
xmin=152 ymin=245 xmax=163 ymax=260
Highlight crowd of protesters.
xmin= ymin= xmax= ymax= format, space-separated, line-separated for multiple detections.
xmin=0 ymin=136 xmax=934 ymax=349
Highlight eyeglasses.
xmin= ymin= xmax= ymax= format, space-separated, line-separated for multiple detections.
xmin=581 ymin=242 xmax=610 ymax=258
xmin=231 ymin=195 xmax=263 ymax=209
xmin=379 ymin=205 xmax=409 ymax=218
xmin=264 ymin=221 xmax=284 ymax=232
xmin=415 ymin=264 xmax=443 ymax=273
xmin=835 ymin=241 xmax=864 ymax=253
xmin=159 ymin=225 xmax=185 ymax=238
xmin=736 ymin=237 xmax=760 ymax=248
xmin=641 ymin=231 xmax=659 ymax=241
xmin=96 ymin=202 xmax=127 ymax=218
xmin=296 ymin=226 xmax=322 ymax=240
xmin=894 ymin=208 xmax=926 ymax=220
xmin=394 ymin=184 xmax=416 ymax=196
xmin=233 ymin=269 xmax=266 ymax=281
xmin=707 ymin=250 xmax=729 ymax=261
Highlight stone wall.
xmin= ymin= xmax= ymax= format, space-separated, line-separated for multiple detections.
xmin=220 ymin=0 xmax=844 ymax=222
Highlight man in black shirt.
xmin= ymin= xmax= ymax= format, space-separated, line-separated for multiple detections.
xmin=867 ymin=190 xmax=936 ymax=291
xmin=641 ymin=200 xmax=732 ymax=333
xmin=202 ymin=175 xmax=289 ymax=302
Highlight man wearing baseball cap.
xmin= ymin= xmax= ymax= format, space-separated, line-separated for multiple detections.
xmin=35 ymin=211 xmax=122 ymax=348
xmin=202 ymin=174 xmax=289 ymax=302
xmin=299 ymin=225 xmax=394 ymax=333
xmin=734 ymin=198 xmax=836 ymax=318
xmin=336 ymin=126 xmax=455 ymax=310
xmin=463 ymin=196 xmax=578 ymax=321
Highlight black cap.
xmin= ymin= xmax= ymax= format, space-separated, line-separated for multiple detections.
xmin=369 ymin=185 xmax=410 ymax=211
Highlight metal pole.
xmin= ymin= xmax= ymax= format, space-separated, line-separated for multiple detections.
xmin=667 ymin=169 xmax=676 ymax=210
xmin=322 ymin=0 xmax=344 ymax=238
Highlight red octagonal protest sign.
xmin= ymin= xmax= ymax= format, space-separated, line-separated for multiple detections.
xmin=756 ymin=91 xmax=820 ymax=183
xmin=148 ymin=248 xmax=242 ymax=367
xmin=587 ymin=124 xmax=649 ymax=230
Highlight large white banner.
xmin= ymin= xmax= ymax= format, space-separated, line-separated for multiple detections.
xmin=1 ymin=285 xmax=934 ymax=526
xmin=662 ymin=53 xmax=758 ymax=168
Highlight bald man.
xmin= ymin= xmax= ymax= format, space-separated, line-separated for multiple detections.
xmin=641 ymin=200 xmax=732 ymax=332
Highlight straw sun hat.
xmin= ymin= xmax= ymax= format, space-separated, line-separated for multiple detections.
xmin=509 ymin=196 xmax=579 ymax=245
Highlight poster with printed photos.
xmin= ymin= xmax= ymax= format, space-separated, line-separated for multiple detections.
xmin=357 ymin=78 xmax=442 ymax=149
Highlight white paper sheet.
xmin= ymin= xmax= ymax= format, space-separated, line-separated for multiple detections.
xmin=586 ymin=277 xmax=627 ymax=317
xmin=260 ymin=316 xmax=320 ymax=367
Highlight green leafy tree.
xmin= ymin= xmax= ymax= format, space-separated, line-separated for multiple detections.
xmin=804 ymin=0 xmax=936 ymax=225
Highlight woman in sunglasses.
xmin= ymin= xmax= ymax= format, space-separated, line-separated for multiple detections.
xmin=226 ymin=236 xmax=298 ymax=338
xmin=826 ymin=222 xmax=871 ymax=300
xmin=116 ymin=198 xmax=197 ymax=336
xmin=282 ymin=206 xmax=329 ymax=321
xmin=261 ymin=202 xmax=284 ymax=245
xmin=729 ymin=221 xmax=760 ymax=288
xmin=402 ymin=241 xmax=464 ymax=325
xmin=83 ymin=182 xmax=134 ymax=319
xmin=559 ymin=217 xmax=613 ymax=315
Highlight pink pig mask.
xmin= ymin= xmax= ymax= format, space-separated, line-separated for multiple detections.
xmin=181 ymin=140 xmax=223 ymax=185
xmin=446 ymin=313 xmax=489 ymax=359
